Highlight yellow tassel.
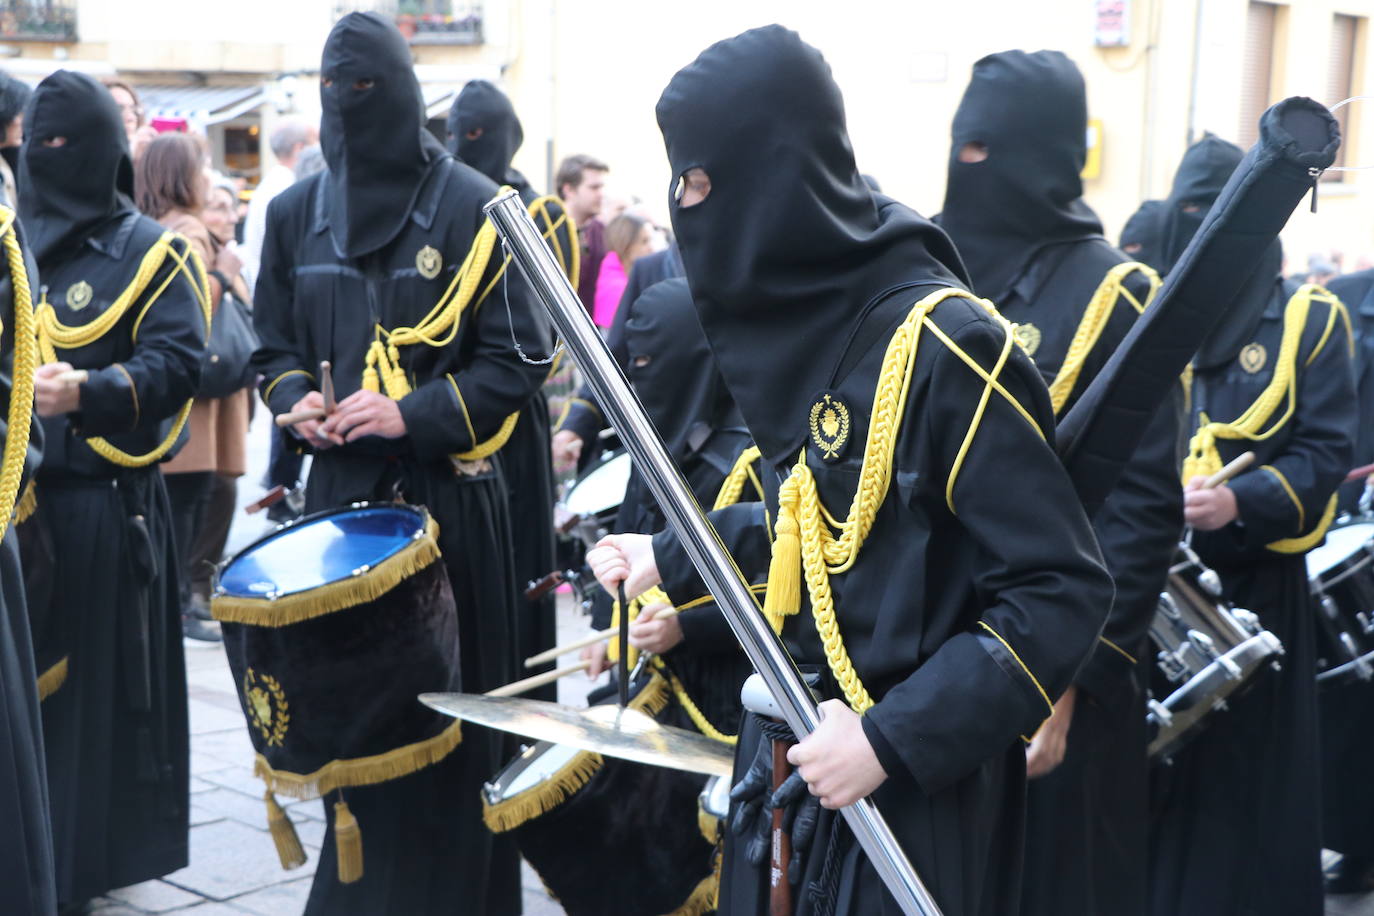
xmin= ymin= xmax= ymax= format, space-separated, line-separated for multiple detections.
xmin=264 ymin=791 xmax=307 ymax=870
xmin=361 ymin=364 xmax=379 ymax=393
xmin=762 ymin=474 xmax=802 ymax=633
xmin=333 ymin=799 xmax=364 ymax=884
xmin=36 ymin=656 xmax=68 ymax=702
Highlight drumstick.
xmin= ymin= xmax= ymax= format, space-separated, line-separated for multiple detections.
xmin=1201 ymin=451 xmax=1256 ymax=489
xmin=55 ymin=370 xmax=88 ymax=385
xmin=523 ymin=604 xmax=679 ymax=668
xmin=274 ymin=407 xmax=326 ymax=427
xmin=1344 ymin=461 xmax=1374 ymax=484
xmin=485 ymin=661 xmax=591 ymax=697
xmin=244 ymin=485 xmax=287 ymax=515
xmin=320 ymin=360 xmax=336 ymax=415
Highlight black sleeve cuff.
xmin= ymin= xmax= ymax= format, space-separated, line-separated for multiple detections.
xmin=860 ymin=714 xmax=904 ymax=780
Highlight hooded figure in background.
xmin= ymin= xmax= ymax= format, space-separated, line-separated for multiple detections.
xmin=20 ymin=69 xmax=207 ymax=908
xmin=595 ymin=25 xmax=1115 ymax=916
xmin=251 ymin=13 xmax=549 ymax=915
xmin=1150 ymin=133 xmax=1354 ymax=916
xmin=1119 ymin=199 xmax=1167 ymax=273
xmin=939 ymin=50 xmax=1182 ymax=916
xmin=446 ymin=79 xmax=533 ymax=200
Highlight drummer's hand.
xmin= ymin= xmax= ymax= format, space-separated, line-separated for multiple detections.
xmin=786 ymin=700 xmax=887 ymax=810
xmin=1183 ymin=476 xmax=1240 ymax=530
xmin=552 ymin=429 xmax=583 ymax=473
xmin=34 ymin=362 xmax=80 ymax=417
xmin=587 ymin=533 xmax=660 ymax=599
xmin=287 ymin=391 xmax=331 ymax=449
xmin=320 ymin=389 xmax=406 ymax=445
xmin=1026 ymin=685 xmax=1076 ymax=779
xmin=628 ymin=602 xmax=682 ymax=654
xmin=581 ymin=640 xmax=610 ymax=678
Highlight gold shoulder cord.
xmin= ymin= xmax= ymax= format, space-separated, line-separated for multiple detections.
xmin=1038 ymin=261 xmax=1161 ymax=416
xmin=35 ymin=230 xmax=212 ymax=468
xmin=1182 ymin=283 xmax=1352 ymax=553
xmin=361 ymin=191 xmax=578 ymax=462
xmin=767 ymin=288 xmax=1048 ymax=714
xmin=0 ymin=206 xmax=35 ymax=540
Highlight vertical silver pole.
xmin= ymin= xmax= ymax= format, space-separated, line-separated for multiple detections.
xmin=484 ymin=190 xmax=942 ymax=916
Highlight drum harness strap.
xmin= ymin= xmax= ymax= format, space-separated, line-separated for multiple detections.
xmin=766 ymin=287 xmax=1050 ymax=717
xmin=35 ymin=229 xmax=211 ymax=467
xmin=359 ymin=193 xmax=577 ymax=464
xmin=1182 ymin=283 xmax=1353 ymax=554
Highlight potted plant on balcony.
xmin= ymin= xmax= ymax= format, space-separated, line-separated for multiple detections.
xmin=396 ymin=0 xmax=422 ymax=40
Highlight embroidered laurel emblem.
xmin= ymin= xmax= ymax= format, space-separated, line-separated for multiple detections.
xmin=809 ymin=392 xmax=851 ymax=462
xmin=66 ymin=281 xmax=93 ymax=311
xmin=1239 ymin=342 xmax=1267 ymax=374
xmin=416 ymin=245 xmax=443 ymax=280
xmin=1012 ymin=322 xmax=1041 ymax=358
xmin=243 ymin=667 xmax=290 ymax=747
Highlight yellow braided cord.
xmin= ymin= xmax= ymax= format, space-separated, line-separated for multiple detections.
xmin=36 ymin=232 xmax=211 ymax=468
xmin=652 ymin=659 xmax=738 ymax=745
xmin=1181 ymin=284 xmax=1344 ymax=552
xmin=713 ymin=446 xmax=762 ymax=510
xmin=0 ymin=208 xmax=35 ymax=540
xmin=766 ymin=288 xmax=1043 ymax=713
xmin=1045 ymin=261 xmax=1161 ymax=416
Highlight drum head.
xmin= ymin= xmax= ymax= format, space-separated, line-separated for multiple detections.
xmin=492 ymin=741 xmax=587 ymax=802
xmin=219 ymin=504 xmax=428 ymax=599
xmin=1307 ymin=522 xmax=1374 ymax=579
xmin=564 ymin=453 xmax=632 ymax=518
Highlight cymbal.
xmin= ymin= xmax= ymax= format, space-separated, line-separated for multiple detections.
xmin=418 ymin=692 xmax=734 ymax=777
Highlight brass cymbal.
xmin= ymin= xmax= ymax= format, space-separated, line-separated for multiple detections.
xmin=418 ymin=692 xmax=734 ymax=777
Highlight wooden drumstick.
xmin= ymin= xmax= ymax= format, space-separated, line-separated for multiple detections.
xmin=1201 ymin=451 xmax=1256 ymax=490
xmin=274 ymin=407 xmax=327 ymax=428
xmin=1344 ymin=461 xmax=1374 ymax=484
xmin=523 ymin=604 xmax=679 ymax=669
xmin=485 ymin=661 xmax=591 ymax=697
xmin=55 ymin=369 xmax=88 ymax=385
xmin=320 ymin=360 xmax=336 ymax=415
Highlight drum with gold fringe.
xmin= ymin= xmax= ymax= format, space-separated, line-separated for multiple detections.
xmin=212 ymin=502 xmax=461 ymax=884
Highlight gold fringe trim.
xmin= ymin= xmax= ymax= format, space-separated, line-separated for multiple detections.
xmin=333 ymin=799 xmax=364 ymax=884
xmin=212 ymin=517 xmax=441 ymax=627
xmin=253 ymin=718 xmax=463 ymax=800
xmin=481 ymin=673 xmax=671 ymax=834
xmin=665 ymin=868 xmax=719 ymax=916
xmin=12 ymin=479 xmax=35 ymax=525
xmin=264 ymin=791 xmax=307 ymax=870
xmin=697 ymin=802 xmax=720 ymax=847
xmin=37 ymin=656 xmax=68 ymax=702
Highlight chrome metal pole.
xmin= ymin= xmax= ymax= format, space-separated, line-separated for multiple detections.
xmin=484 ymin=190 xmax=942 ymax=916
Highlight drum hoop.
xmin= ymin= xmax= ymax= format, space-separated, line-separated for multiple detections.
xmin=212 ymin=508 xmax=441 ymax=628
xmin=1313 ymin=550 xmax=1374 ymax=589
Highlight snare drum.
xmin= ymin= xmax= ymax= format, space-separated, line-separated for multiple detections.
xmin=559 ymin=452 xmax=632 ymax=548
xmin=1307 ymin=521 xmax=1374 ymax=683
xmin=1147 ymin=544 xmax=1284 ymax=760
xmin=698 ymin=774 xmax=730 ymax=847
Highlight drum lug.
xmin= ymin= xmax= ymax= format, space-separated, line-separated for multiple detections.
xmin=1158 ymin=592 xmax=1182 ymax=621
xmin=1197 ymin=569 xmax=1223 ymax=597
xmin=1186 ymin=629 xmax=1221 ymax=662
xmin=1359 ymin=611 xmax=1374 ymax=636
xmin=1146 ymin=697 xmax=1174 ymax=729
xmin=1322 ymin=595 xmax=1341 ymax=621
xmin=1341 ymin=632 xmax=1365 ymax=663
xmin=1231 ymin=608 xmax=1261 ymax=635
xmin=1156 ymin=649 xmax=1188 ymax=683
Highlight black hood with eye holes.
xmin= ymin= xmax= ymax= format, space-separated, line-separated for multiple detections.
xmin=320 ymin=11 xmax=445 ymax=259
xmin=939 ymin=49 xmax=1103 ymax=303
xmin=655 ymin=24 xmax=968 ymax=461
xmin=19 ymin=70 xmax=135 ymax=265
xmin=446 ymin=79 xmax=531 ymax=194
xmin=1118 ymin=199 xmax=1167 ymax=272
xmin=625 ymin=277 xmax=732 ymax=460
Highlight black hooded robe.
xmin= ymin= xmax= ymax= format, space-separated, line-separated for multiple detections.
xmin=20 ymin=71 xmax=205 ymax=906
xmin=652 ymin=27 xmax=1114 ymax=916
xmin=939 ymin=50 xmax=1182 ymax=916
xmin=1147 ymin=137 xmax=1355 ymax=916
xmin=251 ymin=15 xmax=548 ymax=916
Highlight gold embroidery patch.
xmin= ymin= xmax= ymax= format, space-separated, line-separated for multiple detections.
xmin=243 ymin=667 xmax=289 ymax=747
xmin=66 ymin=281 xmax=93 ymax=311
xmin=1012 ymin=322 xmax=1041 ymax=358
xmin=1239 ymin=343 xmax=1267 ymax=374
xmin=416 ymin=245 xmax=442 ymax=280
xmin=809 ymin=392 xmax=851 ymax=462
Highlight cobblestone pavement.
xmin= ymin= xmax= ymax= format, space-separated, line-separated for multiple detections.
xmin=80 ymin=411 xmax=1374 ymax=915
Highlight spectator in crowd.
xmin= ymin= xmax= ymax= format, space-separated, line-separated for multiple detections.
xmin=0 ymin=73 xmax=29 ymax=208
xmin=556 ymin=153 xmax=609 ymax=314
xmin=592 ymin=212 xmax=655 ymax=328
xmin=294 ymin=143 xmax=326 ymax=180
xmin=242 ymin=117 xmax=317 ymax=291
xmin=135 ymin=132 xmax=250 ymax=643
xmin=104 ymin=79 xmax=157 ymax=162
xmin=1307 ymin=253 xmax=1340 ymax=286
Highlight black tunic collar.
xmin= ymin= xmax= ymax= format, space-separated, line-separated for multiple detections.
xmin=311 ymin=158 xmax=454 ymax=243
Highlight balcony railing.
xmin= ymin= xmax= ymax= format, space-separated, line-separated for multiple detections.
xmin=333 ymin=1 xmax=483 ymax=45
xmin=0 ymin=0 xmax=77 ymax=42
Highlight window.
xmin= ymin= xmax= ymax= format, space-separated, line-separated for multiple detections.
xmin=1238 ymin=1 xmax=1278 ymax=150
xmin=1325 ymin=14 xmax=1361 ymax=181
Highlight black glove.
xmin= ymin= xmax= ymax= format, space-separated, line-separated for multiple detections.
xmin=729 ymin=736 xmax=773 ymax=867
xmin=771 ymin=770 xmax=821 ymax=885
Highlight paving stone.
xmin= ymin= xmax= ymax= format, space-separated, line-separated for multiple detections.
xmin=87 ymin=905 xmax=143 ymax=916
xmin=199 ymin=766 xmax=267 ymax=799
xmin=221 ymin=877 xmax=313 ymax=916
xmin=163 ymin=819 xmax=314 ymax=900
xmin=189 ymin=775 xmax=217 ymax=795
xmin=190 ymin=699 xmax=249 ymax=736
xmin=189 ymin=682 xmax=245 ymax=713
xmin=107 ymin=879 xmax=204 ymax=913
xmin=195 ymin=728 xmax=254 ymax=765
xmin=191 ymin=751 xmax=231 ymax=778
xmin=189 ymin=801 xmax=225 ymax=828
xmin=175 ymin=903 xmax=254 ymax=915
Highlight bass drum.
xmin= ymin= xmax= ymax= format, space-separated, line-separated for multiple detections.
xmin=558 ymin=451 xmax=632 ymax=549
xmin=1147 ymin=543 xmax=1284 ymax=761
xmin=1307 ymin=520 xmax=1374 ymax=683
